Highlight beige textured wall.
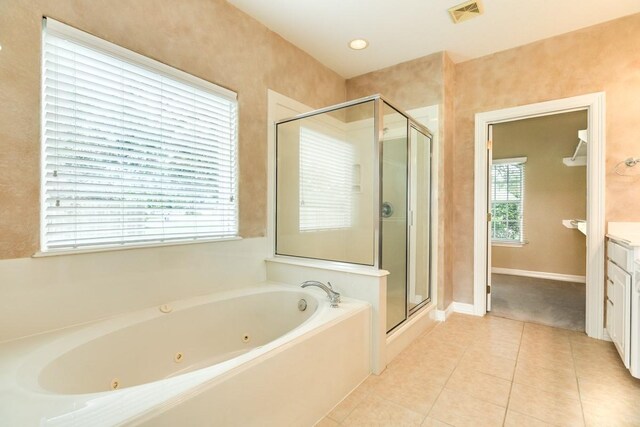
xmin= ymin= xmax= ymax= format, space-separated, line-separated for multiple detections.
xmin=492 ymin=111 xmax=588 ymax=276
xmin=453 ymin=13 xmax=640 ymax=303
xmin=346 ymin=52 xmax=444 ymax=110
xmin=346 ymin=52 xmax=454 ymax=309
xmin=0 ymin=0 xmax=346 ymax=260
xmin=442 ymin=54 xmax=456 ymax=308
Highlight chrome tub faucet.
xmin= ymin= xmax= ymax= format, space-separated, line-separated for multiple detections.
xmin=301 ymin=280 xmax=341 ymax=308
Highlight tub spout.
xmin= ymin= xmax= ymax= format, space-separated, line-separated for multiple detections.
xmin=301 ymin=280 xmax=341 ymax=308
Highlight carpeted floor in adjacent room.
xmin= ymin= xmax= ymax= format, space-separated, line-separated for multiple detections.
xmin=489 ymin=273 xmax=586 ymax=331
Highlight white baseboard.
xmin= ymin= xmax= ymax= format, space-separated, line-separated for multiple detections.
xmin=452 ymin=302 xmax=476 ymax=315
xmin=491 ymin=267 xmax=586 ymax=284
xmin=603 ymin=328 xmax=612 ymax=342
xmin=435 ymin=302 xmax=454 ymax=321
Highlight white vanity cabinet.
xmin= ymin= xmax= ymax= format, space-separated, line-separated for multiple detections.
xmin=606 ymin=222 xmax=640 ymax=379
xmin=606 ymin=255 xmax=631 ymax=366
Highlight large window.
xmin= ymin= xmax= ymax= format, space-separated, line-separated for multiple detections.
xmin=41 ymin=19 xmax=238 ymax=252
xmin=491 ymin=157 xmax=526 ymax=244
xmin=299 ymin=127 xmax=354 ymax=231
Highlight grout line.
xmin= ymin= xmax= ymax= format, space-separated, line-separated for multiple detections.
xmin=324 ymin=373 xmax=377 ymax=425
xmin=501 ymin=320 xmax=524 ymax=426
xmin=422 ymin=320 xmax=475 ymax=425
xmin=569 ymin=335 xmax=588 ymax=427
xmin=506 ymin=321 xmax=583 ymax=426
xmin=338 ymin=320 xmax=450 ymax=426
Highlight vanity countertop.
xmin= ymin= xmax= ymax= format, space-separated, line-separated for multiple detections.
xmin=607 ymin=222 xmax=640 ymax=247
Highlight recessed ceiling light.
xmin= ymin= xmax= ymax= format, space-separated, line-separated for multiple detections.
xmin=348 ymin=39 xmax=368 ymax=50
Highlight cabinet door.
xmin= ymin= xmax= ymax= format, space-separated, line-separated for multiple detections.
xmin=613 ymin=278 xmax=625 ymax=356
xmin=606 ymin=298 xmax=615 ymax=343
xmin=612 ymin=270 xmax=631 ymax=368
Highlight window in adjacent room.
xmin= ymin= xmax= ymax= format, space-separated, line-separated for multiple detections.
xmin=491 ymin=157 xmax=526 ymax=244
xmin=41 ymin=19 xmax=238 ymax=252
xmin=298 ymin=127 xmax=354 ymax=231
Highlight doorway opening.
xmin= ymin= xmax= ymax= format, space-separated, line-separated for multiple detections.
xmin=488 ymin=111 xmax=588 ymax=331
xmin=473 ymin=93 xmax=606 ymax=339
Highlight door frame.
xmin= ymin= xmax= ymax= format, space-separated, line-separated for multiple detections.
xmin=472 ymin=92 xmax=606 ymax=339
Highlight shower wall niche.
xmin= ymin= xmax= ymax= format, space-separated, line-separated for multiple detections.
xmin=275 ymin=95 xmax=433 ymax=333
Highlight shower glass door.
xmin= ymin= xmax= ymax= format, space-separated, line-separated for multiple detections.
xmin=381 ymin=102 xmax=408 ymax=332
xmin=408 ymin=126 xmax=431 ymax=314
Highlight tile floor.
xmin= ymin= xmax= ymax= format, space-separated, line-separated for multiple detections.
xmin=317 ymin=314 xmax=640 ymax=427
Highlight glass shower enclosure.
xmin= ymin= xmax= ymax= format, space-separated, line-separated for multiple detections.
xmin=275 ymin=95 xmax=433 ymax=333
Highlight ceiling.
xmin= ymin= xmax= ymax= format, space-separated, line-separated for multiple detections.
xmin=226 ymin=0 xmax=640 ymax=78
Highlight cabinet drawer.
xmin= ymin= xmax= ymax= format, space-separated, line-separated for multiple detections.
xmin=608 ymin=239 xmax=633 ymax=271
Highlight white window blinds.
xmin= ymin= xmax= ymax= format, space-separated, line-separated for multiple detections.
xmin=41 ymin=19 xmax=238 ymax=252
xmin=299 ymin=127 xmax=354 ymax=231
xmin=491 ymin=157 xmax=526 ymax=243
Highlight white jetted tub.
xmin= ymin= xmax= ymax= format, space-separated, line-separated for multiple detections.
xmin=0 ymin=283 xmax=371 ymax=426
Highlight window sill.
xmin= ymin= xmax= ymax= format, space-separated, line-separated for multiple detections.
xmin=491 ymin=241 xmax=526 ymax=248
xmin=33 ymin=236 xmax=242 ymax=258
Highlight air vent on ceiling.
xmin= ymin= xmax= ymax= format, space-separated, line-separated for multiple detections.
xmin=448 ymin=0 xmax=483 ymax=24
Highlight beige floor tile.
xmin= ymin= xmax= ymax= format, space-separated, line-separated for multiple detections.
xmin=390 ymin=361 xmax=456 ymax=387
xmin=581 ymin=396 xmax=640 ymax=427
xmin=341 ymin=394 xmax=424 ymax=426
xmin=567 ymin=330 xmax=591 ymax=343
xmin=346 ymin=374 xmax=382 ymax=397
xmin=578 ymin=376 xmax=640 ymax=409
xmin=522 ymin=323 xmax=571 ymax=344
xmin=447 ymin=313 xmax=485 ymax=327
xmin=393 ymin=344 xmax=433 ymax=367
xmin=523 ymin=322 xmax=571 ymax=338
xmin=445 ymin=367 xmax=511 ymax=407
xmin=427 ymin=327 xmax=476 ymax=347
xmin=476 ymin=325 xmax=522 ymax=340
xmin=571 ymin=340 xmax=623 ymax=361
xmin=571 ymin=346 xmax=621 ymax=367
xmin=421 ymin=417 xmax=452 ymax=426
xmin=416 ymin=333 xmax=469 ymax=352
xmin=570 ymin=336 xmax=618 ymax=356
xmin=508 ymin=382 xmax=584 ymax=426
xmin=369 ymin=366 xmax=444 ymax=415
xmin=467 ymin=336 xmax=520 ymax=360
xmin=481 ymin=315 xmax=525 ymax=332
xmin=315 ymin=416 xmax=340 ymax=427
xmin=324 ymin=319 xmax=640 ymax=427
xmin=428 ymin=388 xmax=506 ymax=427
xmin=457 ymin=350 xmax=517 ymax=380
xmin=438 ymin=318 xmax=480 ymax=330
xmin=402 ymin=337 xmax=466 ymax=364
xmin=574 ymin=355 xmax=632 ymax=382
xmin=504 ymin=410 xmax=553 ymax=426
xmin=327 ymin=385 xmax=370 ymax=422
xmin=475 ymin=325 xmax=523 ymax=345
xmin=520 ymin=334 xmax=573 ymax=355
xmin=513 ymin=360 xmax=580 ymax=400
xmin=516 ymin=345 xmax=575 ymax=373
xmin=388 ymin=349 xmax=459 ymax=386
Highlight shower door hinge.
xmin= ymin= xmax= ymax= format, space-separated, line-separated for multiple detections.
xmin=487 ymin=139 xmax=493 ymax=150
xmin=487 ymin=212 xmax=492 ymax=222
xmin=486 ymin=284 xmax=491 ymax=294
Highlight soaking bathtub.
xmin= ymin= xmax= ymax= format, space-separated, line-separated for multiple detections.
xmin=0 ymin=283 xmax=371 ymax=426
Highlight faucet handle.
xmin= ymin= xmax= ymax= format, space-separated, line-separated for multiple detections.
xmin=326 ymin=281 xmax=333 ymax=290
